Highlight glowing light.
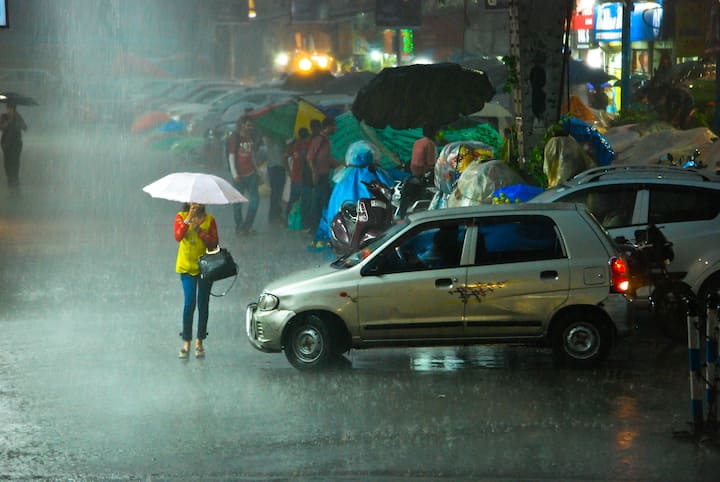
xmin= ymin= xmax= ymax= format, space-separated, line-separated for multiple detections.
xmin=298 ymin=57 xmax=313 ymax=71
xmin=312 ymin=55 xmax=329 ymax=69
xmin=414 ymin=57 xmax=433 ymax=65
xmin=586 ymin=49 xmax=604 ymax=69
xmin=370 ymin=50 xmax=382 ymax=62
xmin=274 ymin=52 xmax=290 ymax=67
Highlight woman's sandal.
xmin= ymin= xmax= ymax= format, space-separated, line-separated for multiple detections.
xmin=195 ymin=346 xmax=205 ymax=358
xmin=178 ymin=347 xmax=189 ymax=359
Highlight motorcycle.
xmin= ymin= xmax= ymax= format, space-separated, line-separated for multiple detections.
xmin=329 ymin=179 xmax=394 ymax=256
xmin=617 ymin=224 xmax=695 ymax=342
xmin=391 ymin=170 xmax=437 ymax=218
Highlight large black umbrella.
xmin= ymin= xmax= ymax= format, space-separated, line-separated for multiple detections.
xmin=351 ymin=62 xmax=495 ymax=130
xmin=567 ymin=59 xmax=616 ymax=87
xmin=0 ymin=91 xmax=39 ymax=106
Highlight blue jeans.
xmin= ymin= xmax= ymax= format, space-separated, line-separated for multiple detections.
xmin=232 ymin=174 xmax=259 ymax=231
xmin=180 ymin=273 xmax=212 ymax=342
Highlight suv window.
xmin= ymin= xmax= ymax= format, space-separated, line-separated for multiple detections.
xmin=558 ymin=186 xmax=638 ymax=228
xmin=476 ymin=215 xmax=565 ymax=264
xmin=649 ymin=186 xmax=720 ymax=223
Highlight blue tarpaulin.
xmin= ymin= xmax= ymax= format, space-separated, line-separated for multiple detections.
xmin=492 ymin=184 xmax=544 ymax=203
xmin=562 ymin=117 xmax=614 ymax=166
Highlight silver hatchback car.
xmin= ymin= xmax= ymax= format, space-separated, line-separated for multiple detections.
xmin=247 ymin=203 xmax=634 ymax=370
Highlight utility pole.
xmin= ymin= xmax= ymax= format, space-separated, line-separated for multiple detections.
xmin=621 ymin=0 xmax=634 ymax=110
xmin=508 ymin=0 xmax=524 ymax=165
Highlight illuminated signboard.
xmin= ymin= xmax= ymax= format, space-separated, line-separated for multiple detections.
xmin=594 ymin=2 xmax=663 ymax=42
xmin=1 ymin=0 xmax=7 ymax=28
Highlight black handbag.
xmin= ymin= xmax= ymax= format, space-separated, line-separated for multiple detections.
xmin=199 ymin=246 xmax=238 ymax=283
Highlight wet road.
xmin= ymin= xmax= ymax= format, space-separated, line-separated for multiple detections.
xmin=1 ymin=118 xmax=720 ymax=480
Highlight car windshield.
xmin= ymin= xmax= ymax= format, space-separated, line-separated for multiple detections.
xmin=331 ymin=220 xmax=409 ymax=269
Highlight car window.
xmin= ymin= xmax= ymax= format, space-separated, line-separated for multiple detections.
xmin=475 ymin=215 xmax=564 ymax=264
xmin=371 ymin=220 xmax=468 ymax=274
xmin=649 ymin=186 xmax=720 ymax=223
xmin=334 ymin=221 xmax=409 ymax=269
xmin=559 ymin=186 xmax=637 ymax=228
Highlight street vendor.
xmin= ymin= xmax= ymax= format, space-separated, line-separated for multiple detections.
xmin=410 ymin=124 xmax=439 ymax=176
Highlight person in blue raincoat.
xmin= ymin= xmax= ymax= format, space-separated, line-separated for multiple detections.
xmin=312 ymin=141 xmax=398 ymax=246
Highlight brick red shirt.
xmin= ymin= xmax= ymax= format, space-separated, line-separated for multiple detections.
xmin=410 ymin=136 xmax=438 ymax=176
xmin=307 ymin=133 xmax=333 ymax=175
xmin=229 ymin=131 xmax=255 ymax=177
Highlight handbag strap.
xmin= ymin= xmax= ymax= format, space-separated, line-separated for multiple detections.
xmin=209 ymin=262 xmax=239 ymax=297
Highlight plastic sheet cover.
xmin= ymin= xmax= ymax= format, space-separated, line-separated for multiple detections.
xmin=543 ymin=135 xmax=596 ymax=188
xmin=446 ymin=159 xmax=525 ymax=207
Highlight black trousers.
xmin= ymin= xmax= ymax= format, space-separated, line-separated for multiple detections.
xmin=2 ymin=143 xmax=22 ymax=187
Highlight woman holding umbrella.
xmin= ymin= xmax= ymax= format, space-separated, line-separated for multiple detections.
xmin=174 ymin=202 xmax=219 ymax=359
xmin=0 ymin=100 xmax=27 ymax=189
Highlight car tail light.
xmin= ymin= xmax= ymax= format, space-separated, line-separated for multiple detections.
xmin=610 ymin=256 xmax=630 ymax=293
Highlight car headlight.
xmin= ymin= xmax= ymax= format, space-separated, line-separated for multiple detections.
xmin=257 ymin=293 xmax=279 ymax=311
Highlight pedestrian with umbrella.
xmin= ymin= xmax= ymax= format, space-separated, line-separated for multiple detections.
xmin=0 ymin=96 xmax=29 ymax=189
xmin=173 ymin=202 xmax=218 ymax=359
xmin=142 ymin=172 xmax=248 ymax=359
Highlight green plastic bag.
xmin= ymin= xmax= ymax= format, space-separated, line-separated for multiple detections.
xmin=288 ymin=201 xmax=303 ymax=231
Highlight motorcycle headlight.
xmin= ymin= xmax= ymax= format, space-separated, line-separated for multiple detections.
xmin=257 ymin=293 xmax=279 ymax=311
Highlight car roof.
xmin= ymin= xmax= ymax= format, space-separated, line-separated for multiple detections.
xmin=566 ymin=164 xmax=720 ymax=185
xmin=407 ymin=202 xmax=581 ymax=223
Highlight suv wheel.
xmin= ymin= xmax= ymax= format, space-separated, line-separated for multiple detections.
xmin=284 ymin=314 xmax=333 ymax=370
xmin=553 ymin=311 xmax=611 ymax=368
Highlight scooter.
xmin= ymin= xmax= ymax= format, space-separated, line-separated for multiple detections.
xmin=330 ymin=179 xmax=394 ymax=256
xmin=616 ymin=225 xmax=695 ymax=342
xmin=391 ymin=170 xmax=437 ymax=218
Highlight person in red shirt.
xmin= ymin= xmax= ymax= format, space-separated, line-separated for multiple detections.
xmin=228 ymin=116 xmax=259 ymax=235
xmin=410 ymin=124 xmax=439 ymax=176
xmin=285 ymin=127 xmax=311 ymax=226
xmin=306 ymin=117 xmax=340 ymax=235
xmin=400 ymin=124 xmax=439 ymax=218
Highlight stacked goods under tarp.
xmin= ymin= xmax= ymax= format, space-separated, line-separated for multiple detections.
xmin=543 ymin=135 xmax=596 ymax=187
xmin=330 ymin=112 xmax=503 ymax=171
xmin=447 ymin=159 xmax=526 ymax=207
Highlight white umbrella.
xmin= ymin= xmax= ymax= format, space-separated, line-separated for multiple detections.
xmin=142 ymin=172 xmax=248 ymax=204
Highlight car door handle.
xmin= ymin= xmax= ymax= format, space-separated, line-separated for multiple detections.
xmin=540 ymin=270 xmax=558 ymax=280
xmin=435 ymin=278 xmax=457 ymax=288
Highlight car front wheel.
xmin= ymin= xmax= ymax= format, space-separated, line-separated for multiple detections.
xmin=552 ymin=311 xmax=611 ymax=368
xmin=283 ymin=314 xmax=333 ymax=370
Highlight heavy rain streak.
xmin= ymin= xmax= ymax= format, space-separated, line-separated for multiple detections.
xmin=0 ymin=0 xmax=719 ymax=480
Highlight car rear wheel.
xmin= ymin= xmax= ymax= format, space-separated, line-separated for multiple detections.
xmin=283 ymin=314 xmax=333 ymax=370
xmin=552 ymin=311 xmax=611 ymax=368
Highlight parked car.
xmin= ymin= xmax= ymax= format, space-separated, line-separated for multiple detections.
xmin=246 ymin=203 xmax=634 ymax=370
xmin=531 ymin=165 xmax=720 ymax=305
